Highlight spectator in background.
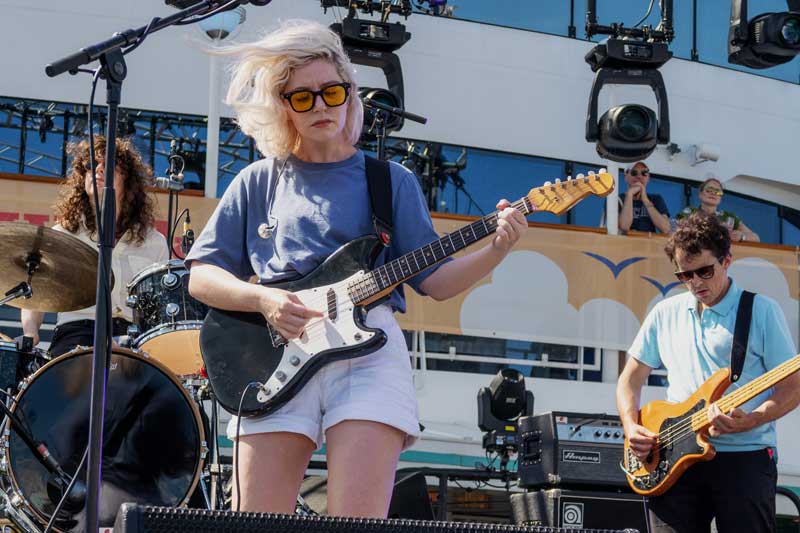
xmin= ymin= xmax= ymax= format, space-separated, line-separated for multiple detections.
xmin=618 ymin=161 xmax=672 ymax=234
xmin=677 ymin=176 xmax=760 ymax=243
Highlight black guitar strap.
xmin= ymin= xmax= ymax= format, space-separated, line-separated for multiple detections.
xmin=730 ymin=290 xmax=756 ymax=383
xmin=364 ymin=154 xmax=393 ymax=247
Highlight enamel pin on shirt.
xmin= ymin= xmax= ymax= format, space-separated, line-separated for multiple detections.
xmin=258 ymin=222 xmax=273 ymax=239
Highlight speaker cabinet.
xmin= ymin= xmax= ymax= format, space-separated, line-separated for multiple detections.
xmin=511 ymin=488 xmax=647 ymax=532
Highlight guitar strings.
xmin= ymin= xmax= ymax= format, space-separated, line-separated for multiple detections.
xmin=635 ymin=358 xmax=799 ymax=460
xmin=266 ymin=178 xmax=607 ymax=346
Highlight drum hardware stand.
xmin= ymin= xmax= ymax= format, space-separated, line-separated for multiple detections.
xmin=0 ymin=488 xmax=44 ymax=533
xmin=205 ymin=391 xmax=225 ymax=510
xmin=45 ymin=3 xmax=271 ymax=531
xmin=0 ymin=255 xmax=39 ymax=307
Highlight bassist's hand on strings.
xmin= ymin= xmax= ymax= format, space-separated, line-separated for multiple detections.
xmin=707 ymin=404 xmax=753 ymax=437
xmin=625 ymin=422 xmax=658 ymax=461
xmin=259 ymin=287 xmax=323 ymax=340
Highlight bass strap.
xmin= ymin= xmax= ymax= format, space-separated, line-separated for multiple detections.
xmin=730 ymin=290 xmax=756 ymax=383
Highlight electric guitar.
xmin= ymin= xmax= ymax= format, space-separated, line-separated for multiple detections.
xmin=199 ymin=171 xmax=614 ymax=417
xmin=622 ymin=353 xmax=800 ymax=496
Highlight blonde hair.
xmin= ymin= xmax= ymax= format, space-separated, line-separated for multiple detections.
xmin=223 ymin=19 xmax=363 ymax=159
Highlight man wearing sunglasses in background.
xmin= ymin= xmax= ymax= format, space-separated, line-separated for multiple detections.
xmin=677 ymin=175 xmax=760 ymax=243
xmin=618 ymin=161 xmax=672 ymax=234
xmin=616 ymin=211 xmax=800 ymax=532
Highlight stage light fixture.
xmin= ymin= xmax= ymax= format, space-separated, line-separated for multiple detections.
xmin=477 ymin=368 xmax=534 ymax=462
xmin=585 ymin=68 xmax=670 ymax=163
xmin=584 ymin=1 xmax=673 ymax=163
xmin=729 ymin=0 xmax=800 ymax=69
xmin=359 ymin=87 xmax=404 ymax=133
xmin=327 ymin=2 xmax=413 ymax=136
xmin=38 ymin=114 xmax=54 ymax=143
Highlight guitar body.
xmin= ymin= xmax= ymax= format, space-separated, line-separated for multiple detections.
xmin=623 ymin=368 xmax=732 ymax=496
xmin=200 ymin=235 xmax=388 ymax=417
xmin=197 ymin=171 xmax=616 ymax=418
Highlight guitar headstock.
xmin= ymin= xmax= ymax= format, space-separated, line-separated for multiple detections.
xmin=527 ymin=170 xmax=615 ymax=216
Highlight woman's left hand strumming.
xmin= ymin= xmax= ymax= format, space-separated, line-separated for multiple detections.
xmin=492 ymin=199 xmax=528 ymax=253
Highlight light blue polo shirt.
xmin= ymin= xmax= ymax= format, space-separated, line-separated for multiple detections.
xmin=628 ymin=279 xmax=796 ymax=452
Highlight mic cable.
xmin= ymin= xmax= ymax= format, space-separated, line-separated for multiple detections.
xmin=181 ymin=210 xmax=195 ymax=255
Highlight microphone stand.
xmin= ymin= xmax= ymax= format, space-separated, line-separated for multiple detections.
xmin=362 ymin=97 xmax=427 ymax=161
xmin=44 ymin=3 xmax=263 ymax=531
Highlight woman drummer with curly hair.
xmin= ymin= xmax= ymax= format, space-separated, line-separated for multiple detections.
xmin=22 ymin=135 xmax=167 ymax=356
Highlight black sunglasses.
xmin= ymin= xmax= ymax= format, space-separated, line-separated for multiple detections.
xmin=629 ymin=169 xmax=650 ymax=177
xmin=674 ymin=262 xmax=717 ymax=283
xmin=282 ymin=82 xmax=351 ymax=113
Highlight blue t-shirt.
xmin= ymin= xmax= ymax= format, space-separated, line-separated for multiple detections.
xmin=618 ymin=193 xmax=670 ymax=233
xmin=186 ymin=151 xmax=447 ymax=313
xmin=628 ymin=280 xmax=796 ymax=452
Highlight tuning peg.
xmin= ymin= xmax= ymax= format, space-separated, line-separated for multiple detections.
xmin=599 ymin=168 xmax=607 ymax=174
xmin=576 ymin=173 xmax=585 ymax=182
xmin=567 ymin=175 xmax=573 ymax=181
xmin=544 ymin=181 xmax=552 ymax=186
xmin=588 ymin=170 xmax=596 ymax=176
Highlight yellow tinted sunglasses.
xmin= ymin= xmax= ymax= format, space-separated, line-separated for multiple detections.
xmin=282 ymin=82 xmax=351 ymax=113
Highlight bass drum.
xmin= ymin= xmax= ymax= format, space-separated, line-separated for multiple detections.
xmin=4 ymin=347 xmax=205 ymax=532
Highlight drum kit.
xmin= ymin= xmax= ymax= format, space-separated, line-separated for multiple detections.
xmin=0 ymin=222 xmax=226 ymax=533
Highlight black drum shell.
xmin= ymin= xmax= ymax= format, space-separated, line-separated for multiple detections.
xmin=4 ymin=346 xmax=204 ymax=532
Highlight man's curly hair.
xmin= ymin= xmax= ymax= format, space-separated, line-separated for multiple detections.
xmin=56 ymin=136 xmax=156 ymax=244
xmin=665 ymin=211 xmax=730 ymax=264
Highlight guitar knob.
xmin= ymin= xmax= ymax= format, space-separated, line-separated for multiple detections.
xmin=289 ymin=356 xmax=301 ymax=366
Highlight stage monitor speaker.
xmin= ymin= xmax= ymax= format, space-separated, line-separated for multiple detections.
xmin=114 ymin=503 xmax=641 ymax=532
xmin=511 ymin=489 xmax=647 ymax=532
xmin=388 ymin=472 xmax=435 ymax=520
xmin=299 ymin=473 xmax=434 ymax=520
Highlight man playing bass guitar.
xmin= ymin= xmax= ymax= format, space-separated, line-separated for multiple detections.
xmin=617 ymin=211 xmax=800 ymax=533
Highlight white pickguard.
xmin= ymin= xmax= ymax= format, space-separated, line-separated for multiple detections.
xmin=256 ymin=271 xmax=376 ymax=403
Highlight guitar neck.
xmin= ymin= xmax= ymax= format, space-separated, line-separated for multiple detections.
xmin=348 ymin=197 xmax=533 ymax=305
xmin=690 ymin=353 xmax=800 ymax=431
xmin=346 ymin=171 xmax=614 ymax=306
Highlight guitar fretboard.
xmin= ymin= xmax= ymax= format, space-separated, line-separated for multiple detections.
xmin=346 ymin=197 xmax=533 ymax=304
xmin=690 ymin=353 xmax=800 ymax=431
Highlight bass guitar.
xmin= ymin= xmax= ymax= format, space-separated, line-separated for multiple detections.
xmin=200 ymin=171 xmax=614 ymax=417
xmin=622 ymin=353 xmax=800 ymax=496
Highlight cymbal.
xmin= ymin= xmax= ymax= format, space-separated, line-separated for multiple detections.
xmin=0 ymin=222 xmax=109 ymax=312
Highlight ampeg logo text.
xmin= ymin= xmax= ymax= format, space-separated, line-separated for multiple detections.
xmin=562 ymin=502 xmax=584 ymax=528
xmin=562 ymin=449 xmax=601 ymax=464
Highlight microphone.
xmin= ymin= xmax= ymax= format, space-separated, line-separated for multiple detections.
xmin=154 ymin=176 xmax=185 ymax=191
xmin=38 ymin=442 xmax=86 ymax=512
xmin=181 ymin=210 xmax=195 ymax=255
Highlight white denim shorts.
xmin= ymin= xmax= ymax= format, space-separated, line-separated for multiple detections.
xmin=226 ymin=304 xmax=420 ymax=449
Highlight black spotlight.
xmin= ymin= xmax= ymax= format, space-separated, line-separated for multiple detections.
xmin=359 ymin=87 xmax=404 ymax=133
xmin=729 ymin=1 xmax=800 ymax=69
xmin=595 ymin=104 xmax=658 ymax=163
xmin=585 ymin=66 xmax=670 ymax=163
xmin=584 ymin=0 xmax=673 ymax=162
xmin=477 ymin=368 xmax=534 ymax=466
